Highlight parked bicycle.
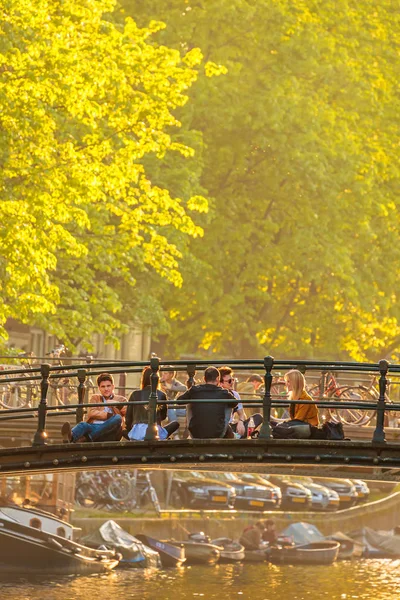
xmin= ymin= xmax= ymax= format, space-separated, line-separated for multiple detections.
xmin=75 ymin=470 xmax=161 ymax=514
xmin=307 ymin=370 xmax=381 ymax=426
xmin=0 ymin=352 xmax=40 ymax=409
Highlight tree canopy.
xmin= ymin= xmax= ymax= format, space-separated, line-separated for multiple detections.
xmin=124 ymin=0 xmax=400 ymax=361
xmin=2 ymin=0 xmax=400 ymax=361
xmin=0 ymin=0 xmax=209 ymax=348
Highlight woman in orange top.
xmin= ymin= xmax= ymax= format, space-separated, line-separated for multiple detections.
xmin=284 ymin=369 xmax=319 ymax=427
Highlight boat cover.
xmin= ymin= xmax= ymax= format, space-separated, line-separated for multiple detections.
xmin=81 ymin=520 xmax=161 ymax=567
xmin=349 ymin=527 xmax=400 ymax=556
xmin=280 ymin=522 xmax=324 ymax=545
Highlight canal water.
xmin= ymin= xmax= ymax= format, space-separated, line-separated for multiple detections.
xmin=1 ymin=560 xmax=399 ymax=600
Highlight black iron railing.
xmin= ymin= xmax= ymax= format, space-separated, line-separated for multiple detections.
xmin=0 ymin=356 xmax=397 ymax=447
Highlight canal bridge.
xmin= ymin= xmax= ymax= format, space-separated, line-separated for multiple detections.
xmin=0 ymin=356 xmax=399 ymax=482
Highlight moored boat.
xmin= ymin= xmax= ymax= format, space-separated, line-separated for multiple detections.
xmin=268 ymin=541 xmax=340 ymax=565
xmin=168 ymin=540 xmax=220 ymax=565
xmin=210 ymin=537 xmax=245 ymax=562
xmin=0 ymin=511 xmax=119 ymax=574
xmin=81 ymin=520 xmax=161 ymax=569
xmin=135 ymin=533 xmax=186 ymax=567
xmin=243 ymin=548 xmax=270 ymax=562
xmin=326 ymin=531 xmax=364 ymax=560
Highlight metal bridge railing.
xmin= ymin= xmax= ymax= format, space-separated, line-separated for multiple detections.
xmin=0 ymin=355 xmax=394 ymax=446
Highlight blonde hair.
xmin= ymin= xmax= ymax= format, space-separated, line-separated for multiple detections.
xmin=284 ymin=370 xmax=306 ymax=400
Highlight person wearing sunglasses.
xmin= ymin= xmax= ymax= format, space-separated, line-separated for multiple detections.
xmin=219 ymin=366 xmax=263 ymax=438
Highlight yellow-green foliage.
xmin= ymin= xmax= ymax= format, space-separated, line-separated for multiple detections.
xmin=0 ymin=0 xmax=207 ymax=347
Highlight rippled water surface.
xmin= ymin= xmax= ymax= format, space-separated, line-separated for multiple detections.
xmin=1 ymin=561 xmax=400 ymax=600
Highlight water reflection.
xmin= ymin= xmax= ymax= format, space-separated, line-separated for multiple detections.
xmin=1 ymin=561 xmax=400 ymax=600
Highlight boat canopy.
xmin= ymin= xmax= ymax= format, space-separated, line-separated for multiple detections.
xmin=281 ymin=522 xmax=324 ymax=545
xmin=81 ymin=520 xmax=161 ymax=568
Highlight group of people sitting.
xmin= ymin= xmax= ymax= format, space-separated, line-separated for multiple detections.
xmin=239 ymin=519 xmax=278 ymax=550
xmin=61 ymin=365 xmax=319 ymax=444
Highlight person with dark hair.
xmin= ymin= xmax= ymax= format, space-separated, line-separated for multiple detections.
xmin=178 ymin=366 xmax=237 ymax=438
xmin=239 ymin=521 xmax=266 ymax=550
xmin=261 ymin=519 xmax=278 ymax=544
xmin=219 ymin=367 xmax=263 ymax=438
xmin=125 ymin=367 xmax=180 ymax=441
xmin=160 ymin=366 xmax=187 ymax=437
xmin=61 ymin=373 xmax=126 ymax=443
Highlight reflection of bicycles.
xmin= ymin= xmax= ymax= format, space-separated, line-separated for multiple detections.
xmin=108 ymin=471 xmax=160 ymax=513
xmin=75 ymin=470 xmax=161 ymax=514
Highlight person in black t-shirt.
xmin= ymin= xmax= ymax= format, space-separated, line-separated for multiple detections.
xmin=178 ymin=366 xmax=236 ymax=438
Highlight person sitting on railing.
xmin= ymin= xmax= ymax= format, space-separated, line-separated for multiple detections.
xmin=61 ymin=373 xmax=126 ymax=443
xmin=284 ymin=369 xmax=319 ymax=426
xmin=124 ymin=366 xmax=180 ymax=441
xmin=178 ymin=366 xmax=237 ymax=438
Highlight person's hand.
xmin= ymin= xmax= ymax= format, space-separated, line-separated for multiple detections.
xmin=236 ymin=420 xmax=246 ymax=437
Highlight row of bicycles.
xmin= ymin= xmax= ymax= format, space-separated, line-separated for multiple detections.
xmin=0 ymin=346 xmax=96 ymax=409
xmin=0 ymin=349 xmax=397 ymax=426
xmin=75 ymin=470 xmax=161 ymax=513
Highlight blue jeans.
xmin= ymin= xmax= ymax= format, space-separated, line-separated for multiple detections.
xmin=72 ymin=414 xmax=122 ymax=442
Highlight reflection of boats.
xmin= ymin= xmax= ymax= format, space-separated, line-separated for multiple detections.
xmin=135 ymin=534 xmax=186 ymax=567
xmin=0 ymin=508 xmax=119 ymax=574
xmin=210 ymin=537 xmax=245 ymax=562
xmin=81 ymin=520 xmax=161 ymax=568
xmin=268 ymin=541 xmax=340 ymax=565
xmin=168 ymin=540 xmax=220 ymax=565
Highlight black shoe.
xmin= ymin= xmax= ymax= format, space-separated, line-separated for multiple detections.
xmin=61 ymin=422 xmax=72 ymax=443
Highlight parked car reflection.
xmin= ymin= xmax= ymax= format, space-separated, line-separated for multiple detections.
xmin=311 ymin=477 xmax=358 ymax=508
xmin=169 ymin=471 xmax=236 ymax=510
xmin=264 ymin=475 xmax=312 ymax=510
xmin=201 ymin=472 xmax=280 ymax=511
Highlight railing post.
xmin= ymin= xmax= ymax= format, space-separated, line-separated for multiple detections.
xmin=186 ymin=363 xmax=196 ymax=389
xmin=144 ymin=356 xmax=160 ymax=441
xmin=258 ymin=355 xmax=274 ymax=440
xmin=84 ymin=355 xmax=92 ymax=404
xmin=372 ymin=359 xmax=389 ymax=443
xmin=76 ymin=368 xmax=87 ymax=424
xmin=33 ymin=363 xmax=50 ymax=446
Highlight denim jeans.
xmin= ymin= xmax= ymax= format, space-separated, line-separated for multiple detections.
xmin=71 ymin=414 xmax=122 ymax=442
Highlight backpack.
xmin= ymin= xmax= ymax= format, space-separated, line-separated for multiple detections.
xmin=322 ymin=421 xmax=345 ymax=440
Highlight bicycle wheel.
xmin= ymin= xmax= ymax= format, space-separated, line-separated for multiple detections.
xmin=307 ymin=384 xmax=330 ymax=422
xmin=0 ymin=384 xmax=30 ymax=409
xmin=329 ymin=386 xmax=376 ymax=425
xmin=107 ymin=473 xmax=132 ymax=503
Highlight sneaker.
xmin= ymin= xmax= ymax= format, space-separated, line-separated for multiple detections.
xmin=61 ymin=422 xmax=72 ymax=443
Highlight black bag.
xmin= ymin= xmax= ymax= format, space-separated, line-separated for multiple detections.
xmin=272 ymin=421 xmax=311 ymax=439
xmin=272 ymin=422 xmax=297 ymax=439
xmin=322 ymin=421 xmax=344 ymax=440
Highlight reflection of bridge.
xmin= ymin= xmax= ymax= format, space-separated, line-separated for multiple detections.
xmin=0 ymin=356 xmax=399 ymax=481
